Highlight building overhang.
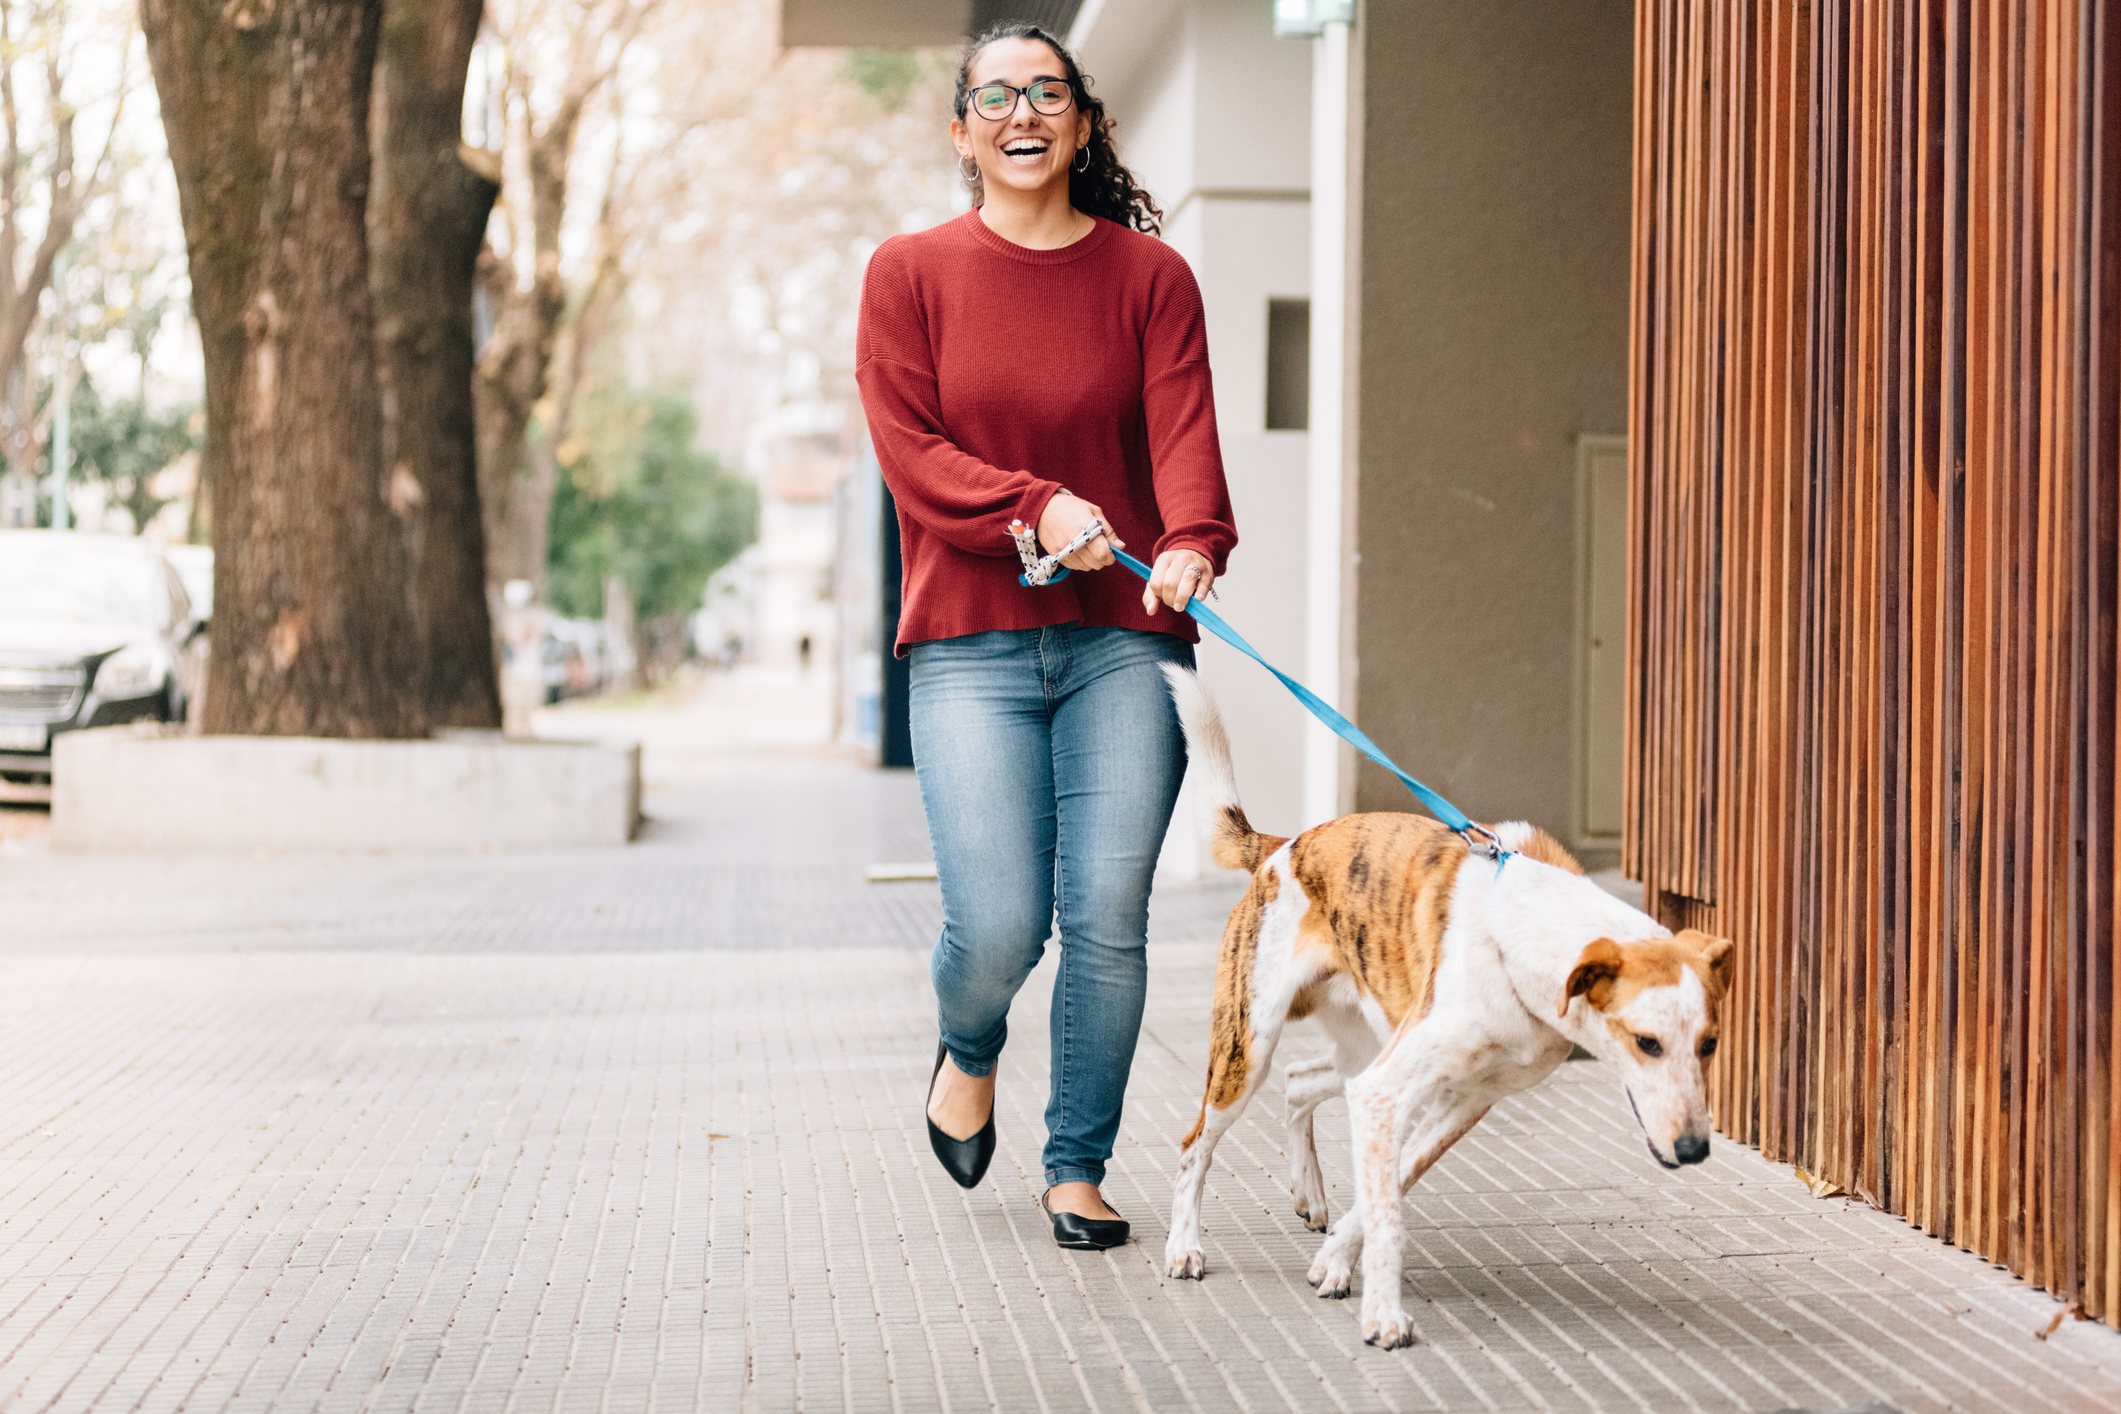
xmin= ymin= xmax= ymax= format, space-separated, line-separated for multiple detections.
xmin=782 ymin=0 xmax=1085 ymax=49
xmin=1066 ymin=0 xmax=1181 ymax=93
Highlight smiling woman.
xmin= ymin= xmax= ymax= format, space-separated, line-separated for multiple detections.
xmin=855 ymin=22 xmax=1238 ymax=1251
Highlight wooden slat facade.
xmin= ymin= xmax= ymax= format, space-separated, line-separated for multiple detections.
xmin=1627 ymin=0 xmax=2121 ymax=1318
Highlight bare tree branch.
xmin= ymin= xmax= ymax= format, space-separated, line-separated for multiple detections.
xmin=472 ymin=0 xmax=659 ymax=588
xmin=76 ymin=35 xmax=135 ymax=213
xmin=2 ymin=0 xmax=19 ymax=308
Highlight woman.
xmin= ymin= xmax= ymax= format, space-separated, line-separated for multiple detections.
xmin=855 ymin=22 xmax=1236 ymax=1250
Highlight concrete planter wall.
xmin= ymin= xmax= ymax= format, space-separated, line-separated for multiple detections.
xmin=52 ymin=728 xmax=641 ymax=852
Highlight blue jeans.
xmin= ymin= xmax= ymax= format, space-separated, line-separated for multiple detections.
xmin=910 ymin=623 xmax=1193 ymax=1189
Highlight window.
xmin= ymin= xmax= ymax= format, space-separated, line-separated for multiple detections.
xmin=1265 ymin=298 xmax=1310 ymax=431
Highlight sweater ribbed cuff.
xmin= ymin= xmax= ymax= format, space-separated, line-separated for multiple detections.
xmin=1012 ymin=480 xmax=1067 ymax=552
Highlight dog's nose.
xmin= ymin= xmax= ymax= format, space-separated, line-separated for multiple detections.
xmin=1673 ymin=1134 xmax=1710 ymax=1165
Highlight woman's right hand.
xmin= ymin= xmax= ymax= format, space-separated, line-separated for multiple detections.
xmin=1038 ymin=492 xmax=1124 ymax=572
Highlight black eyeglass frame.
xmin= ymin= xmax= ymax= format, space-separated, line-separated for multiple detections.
xmin=965 ymin=77 xmax=1077 ymax=121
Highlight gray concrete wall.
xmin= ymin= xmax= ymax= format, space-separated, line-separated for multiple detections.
xmin=53 ymin=730 xmax=642 ymax=851
xmin=1348 ymin=0 xmax=1633 ymax=854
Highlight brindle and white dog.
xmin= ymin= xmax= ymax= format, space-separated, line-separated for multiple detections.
xmin=1159 ymin=666 xmax=1732 ymax=1348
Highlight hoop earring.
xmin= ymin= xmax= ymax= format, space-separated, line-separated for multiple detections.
xmin=1073 ymin=147 xmax=1091 ymax=174
xmin=959 ymin=155 xmax=979 ymax=185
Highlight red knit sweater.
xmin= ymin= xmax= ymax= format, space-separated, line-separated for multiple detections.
xmin=856 ymin=211 xmax=1237 ymax=654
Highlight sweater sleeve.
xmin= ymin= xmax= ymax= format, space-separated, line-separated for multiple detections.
xmin=1140 ymin=252 xmax=1238 ymax=575
xmin=855 ymin=240 xmax=1063 ymax=557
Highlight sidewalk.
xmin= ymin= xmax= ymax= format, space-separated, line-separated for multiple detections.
xmin=0 ymin=668 xmax=2116 ymax=1412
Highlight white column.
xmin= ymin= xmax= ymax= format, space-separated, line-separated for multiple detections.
xmin=1301 ymin=19 xmax=1350 ymax=828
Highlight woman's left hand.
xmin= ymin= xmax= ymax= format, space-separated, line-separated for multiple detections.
xmin=1144 ymin=549 xmax=1215 ymax=615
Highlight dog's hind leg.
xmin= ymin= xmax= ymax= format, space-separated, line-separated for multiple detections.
xmin=1167 ymin=1051 xmax=1282 ymax=1280
xmin=1167 ymin=867 xmax=1312 ymax=1281
xmin=1286 ymin=997 xmax=1387 ymax=1232
xmin=1302 ymin=1001 xmax=1400 ymax=1296
xmin=1284 ymin=1055 xmax=1340 ymax=1231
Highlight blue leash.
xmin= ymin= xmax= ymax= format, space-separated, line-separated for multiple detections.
xmin=1014 ymin=527 xmax=1506 ymax=861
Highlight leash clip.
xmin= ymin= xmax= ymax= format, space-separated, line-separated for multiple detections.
xmin=1456 ymin=822 xmax=1512 ymax=873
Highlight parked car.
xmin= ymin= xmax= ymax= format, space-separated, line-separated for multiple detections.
xmin=160 ymin=543 xmax=214 ymax=722
xmin=162 ymin=543 xmax=213 ymax=620
xmin=542 ymin=617 xmax=612 ymax=703
xmin=0 ymin=530 xmax=205 ymax=804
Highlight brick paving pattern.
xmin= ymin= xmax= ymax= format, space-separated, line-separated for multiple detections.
xmin=2 ymin=682 xmax=2117 ymax=1412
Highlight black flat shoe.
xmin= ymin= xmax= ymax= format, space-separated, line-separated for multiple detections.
xmin=926 ymin=1042 xmax=996 ymax=1189
xmin=1040 ymin=1189 xmax=1130 ymax=1250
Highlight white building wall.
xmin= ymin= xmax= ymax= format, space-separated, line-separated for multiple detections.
xmin=1092 ymin=5 xmax=1192 ymax=208
xmin=752 ymin=496 xmax=836 ymax=670
xmin=1075 ymin=0 xmax=1312 ymax=872
xmin=1189 ymin=0 xmax=1312 ymax=195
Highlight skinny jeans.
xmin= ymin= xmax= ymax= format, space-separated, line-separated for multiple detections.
xmin=910 ymin=622 xmax=1192 ymax=1188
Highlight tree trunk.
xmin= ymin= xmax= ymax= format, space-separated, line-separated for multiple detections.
xmin=142 ymin=0 xmax=422 ymax=739
xmin=185 ymin=444 xmax=212 ymax=544
xmin=370 ymin=0 xmax=503 ymax=729
xmin=473 ymin=248 xmax=566 ymax=594
xmin=472 ymin=254 xmax=557 ymax=592
xmin=474 ymin=72 xmax=597 ymax=598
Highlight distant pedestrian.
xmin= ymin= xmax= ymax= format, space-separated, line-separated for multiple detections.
xmin=798 ymin=634 xmax=813 ymax=671
xmin=856 ymin=21 xmax=1236 ymax=1251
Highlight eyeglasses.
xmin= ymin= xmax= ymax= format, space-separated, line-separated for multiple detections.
xmin=967 ymin=78 xmax=1074 ymax=121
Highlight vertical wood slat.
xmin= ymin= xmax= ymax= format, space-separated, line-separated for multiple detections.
xmin=1629 ymin=0 xmax=2121 ymax=1321
xmin=2086 ymin=0 xmax=2121 ymax=1324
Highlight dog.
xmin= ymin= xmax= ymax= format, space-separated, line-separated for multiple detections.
xmin=1158 ymin=666 xmax=1733 ymax=1348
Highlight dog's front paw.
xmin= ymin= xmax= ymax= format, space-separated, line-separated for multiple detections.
xmin=1361 ymin=1305 xmax=1417 ymax=1349
xmin=1307 ymin=1254 xmax=1353 ymax=1298
xmin=1166 ymin=1246 xmax=1206 ymax=1280
xmin=1294 ymin=1194 xmax=1330 ymax=1232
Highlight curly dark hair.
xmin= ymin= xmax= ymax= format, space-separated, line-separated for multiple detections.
xmin=953 ymin=22 xmax=1163 ymax=236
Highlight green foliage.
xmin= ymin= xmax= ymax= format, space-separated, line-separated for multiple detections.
xmin=546 ymin=387 xmax=758 ymax=624
xmin=841 ymin=48 xmax=927 ymax=112
xmin=51 ymin=375 xmax=201 ymax=533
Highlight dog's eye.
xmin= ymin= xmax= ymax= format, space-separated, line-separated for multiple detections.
xmin=1634 ymin=1034 xmax=1663 ymax=1058
xmin=1699 ymin=1036 xmax=1718 ymax=1058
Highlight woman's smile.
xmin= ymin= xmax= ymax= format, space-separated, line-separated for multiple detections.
xmin=990 ymin=128 xmax=1063 ymax=182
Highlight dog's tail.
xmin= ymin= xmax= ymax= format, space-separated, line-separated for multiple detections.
xmin=1160 ymin=664 xmax=1283 ymax=873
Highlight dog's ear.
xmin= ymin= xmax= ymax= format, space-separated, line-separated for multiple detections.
xmin=1560 ymin=939 xmax=1624 ymax=1017
xmin=1677 ymin=929 xmax=1736 ymax=1006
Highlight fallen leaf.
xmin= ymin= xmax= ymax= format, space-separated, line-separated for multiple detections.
xmin=1794 ymin=1166 xmax=1848 ymax=1199
xmin=2034 ymin=1303 xmax=2085 ymax=1340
